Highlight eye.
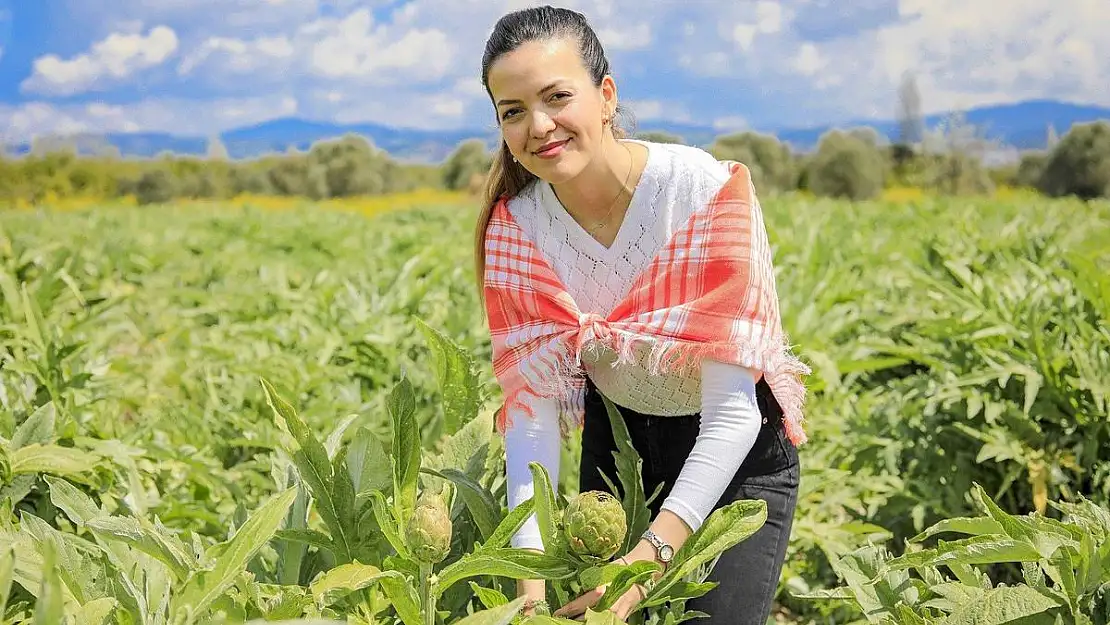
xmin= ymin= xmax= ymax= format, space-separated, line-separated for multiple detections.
xmin=551 ymin=91 xmax=572 ymax=101
xmin=500 ymin=107 xmax=521 ymax=121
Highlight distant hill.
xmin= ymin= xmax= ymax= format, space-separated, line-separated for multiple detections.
xmin=6 ymin=99 xmax=1108 ymax=163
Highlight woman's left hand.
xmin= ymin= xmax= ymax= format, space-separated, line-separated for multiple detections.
xmin=552 ymin=579 xmax=646 ymax=622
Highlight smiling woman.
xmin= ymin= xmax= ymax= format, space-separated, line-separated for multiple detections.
xmin=472 ymin=5 xmax=807 ymax=625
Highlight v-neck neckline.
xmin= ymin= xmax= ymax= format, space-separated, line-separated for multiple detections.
xmin=542 ymin=140 xmax=654 ymax=260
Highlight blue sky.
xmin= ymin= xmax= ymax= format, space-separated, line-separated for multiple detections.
xmin=0 ymin=0 xmax=1107 ymax=142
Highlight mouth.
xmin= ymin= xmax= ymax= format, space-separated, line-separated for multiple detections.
xmin=534 ymin=138 xmax=570 ymax=157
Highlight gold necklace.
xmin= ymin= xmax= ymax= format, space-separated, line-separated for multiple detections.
xmin=585 ymin=142 xmax=635 ymax=235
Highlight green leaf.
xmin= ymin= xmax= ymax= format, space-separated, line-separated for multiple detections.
xmin=10 ymin=401 xmax=56 ymax=449
xmin=389 ymin=375 xmax=421 ymax=527
xmin=309 ymin=562 xmax=385 ymax=606
xmin=451 ymin=597 xmax=527 ymax=625
xmin=422 ymin=467 xmax=498 ymax=541
xmin=595 ymin=560 xmax=660 ymax=612
xmin=600 ymin=395 xmax=651 ymax=553
xmin=9 ymin=444 xmax=99 ymax=479
xmin=528 ymin=462 xmax=562 ymax=555
xmin=170 ymin=487 xmax=298 ymax=618
xmin=911 ymin=516 xmax=1006 ymax=543
xmin=647 ymin=499 xmax=767 ymax=601
xmin=469 ymin=582 xmax=509 ymax=609
xmin=35 ymin=540 xmax=65 ymax=625
xmin=261 ymin=378 xmax=355 ymax=564
xmin=480 ymin=498 xmax=535 ymax=552
xmin=85 ymin=516 xmax=195 ymax=581
xmin=346 ymin=427 xmax=392 ymax=498
xmin=436 ymin=549 xmax=578 ymax=592
xmin=76 ymin=597 xmax=118 ymax=625
xmin=942 ymin=585 xmax=1059 ymax=625
xmin=887 ymin=536 xmax=1043 ymax=570
xmin=414 ymin=317 xmax=485 ymax=435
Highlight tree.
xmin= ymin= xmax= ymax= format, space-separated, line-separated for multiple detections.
xmin=707 ymin=131 xmax=798 ymax=193
xmin=805 ymin=129 xmax=886 ymax=200
xmin=1036 ymin=121 xmax=1110 ymax=200
xmin=896 ymin=71 xmax=925 ymax=148
xmin=442 ymin=139 xmax=493 ymax=192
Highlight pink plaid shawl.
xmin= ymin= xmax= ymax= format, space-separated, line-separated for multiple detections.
xmin=482 ymin=162 xmax=810 ymax=446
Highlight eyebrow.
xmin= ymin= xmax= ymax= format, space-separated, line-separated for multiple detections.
xmin=496 ymin=81 xmax=565 ymax=106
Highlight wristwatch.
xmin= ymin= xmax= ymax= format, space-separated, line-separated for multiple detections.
xmin=641 ymin=529 xmax=675 ymax=564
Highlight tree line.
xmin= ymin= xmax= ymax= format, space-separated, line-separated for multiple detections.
xmin=1 ymin=118 xmax=1107 ymax=207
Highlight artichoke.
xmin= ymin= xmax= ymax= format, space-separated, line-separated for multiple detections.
xmin=563 ymin=490 xmax=627 ymax=559
xmin=406 ymin=493 xmax=452 ymax=564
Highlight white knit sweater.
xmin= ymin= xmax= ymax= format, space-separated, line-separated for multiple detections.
xmin=502 ymin=140 xmax=765 ymax=551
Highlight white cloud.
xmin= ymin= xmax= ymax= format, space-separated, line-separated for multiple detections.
xmin=713 ymin=115 xmax=749 ymax=131
xmin=173 ymin=8 xmax=452 ymax=88
xmin=597 ymin=23 xmax=652 ymax=51
xmin=0 ymin=96 xmax=299 ymax=144
xmin=22 ymin=26 xmax=179 ymax=96
xmin=307 ymin=10 xmax=452 ymax=81
xmin=178 ymin=35 xmax=294 ymax=75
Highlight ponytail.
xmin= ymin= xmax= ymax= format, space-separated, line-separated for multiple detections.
xmin=473 ymin=142 xmax=536 ymax=313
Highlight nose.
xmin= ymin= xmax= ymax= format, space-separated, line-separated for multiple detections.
xmin=529 ymin=110 xmax=556 ymax=138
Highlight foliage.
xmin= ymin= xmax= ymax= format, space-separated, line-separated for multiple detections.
xmin=795 ymin=484 xmax=1110 ymax=624
xmin=1036 ymin=121 xmax=1110 ymax=200
xmin=805 ymin=129 xmax=887 ymax=200
xmin=0 ymin=191 xmax=1107 ymax=623
xmin=442 ymin=140 xmax=494 ymax=194
xmin=708 ymin=131 xmax=799 ymax=194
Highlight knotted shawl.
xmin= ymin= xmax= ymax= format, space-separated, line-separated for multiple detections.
xmin=482 ymin=161 xmax=810 ymax=446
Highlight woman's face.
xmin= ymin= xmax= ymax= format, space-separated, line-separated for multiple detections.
xmin=486 ymin=37 xmax=616 ymax=185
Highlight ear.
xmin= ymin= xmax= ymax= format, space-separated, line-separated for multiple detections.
xmin=600 ymin=74 xmax=618 ymax=114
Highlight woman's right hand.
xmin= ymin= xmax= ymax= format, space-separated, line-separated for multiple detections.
xmin=517 ymin=578 xmax=548 ymax=616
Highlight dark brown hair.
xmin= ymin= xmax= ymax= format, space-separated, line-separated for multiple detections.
xmin=472 ymin=5 xmax=627 ymax=306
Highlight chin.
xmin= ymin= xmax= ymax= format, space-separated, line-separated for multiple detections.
xmin=525 ymin=152 xmax=588 ymax=185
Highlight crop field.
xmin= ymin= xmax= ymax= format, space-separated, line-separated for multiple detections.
xmin=0 ymin=190 xmax=1108 ymax=625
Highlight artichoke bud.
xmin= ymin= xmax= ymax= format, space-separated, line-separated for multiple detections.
xmin=562 ymin=490 xmax=627 ymax=559
xmin=406 ymin=492 xmax=452 ymax=564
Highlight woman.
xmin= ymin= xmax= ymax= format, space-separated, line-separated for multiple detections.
xmin=473 ymin=6 xmax=809 ymax=624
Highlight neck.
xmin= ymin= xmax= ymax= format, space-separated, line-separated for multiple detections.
xmin=551 ymin=137 xmax=635 ymax=223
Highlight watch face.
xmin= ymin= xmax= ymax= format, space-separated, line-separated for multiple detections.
xmin=659 ymin=545 xmax=674 ymax=562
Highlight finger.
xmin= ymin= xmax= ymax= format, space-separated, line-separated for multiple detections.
xmin=553 ymin=587 xmax=605 ymax=618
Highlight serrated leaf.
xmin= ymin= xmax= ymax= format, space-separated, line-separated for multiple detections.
xmin=10 ymin=402 xmax=56 ymax=449
xmin=469 ymin=581 xmax=509 ymax=609
xmin=527 ymin=462 xmax=562 ymax=555
xmin=85 ymin=516 xmax=194 ymax=581
xmin=261 ymin=378 xmax=354 ymax=563
xmin=942 ymin=584 xmax=1059 ymax=625
xmin=414 ymin=317 xmax=485 ymax=435
xmin=389 ymin=375 xmax=420 ymax=527
xmin=600 ymin=395 xmax=651 ymax=553
xmin=452 ymin=597 xmax=527 ymax=625
xmin=436 ymin=549 xmax=577 ymax=592
xmin=647 ymin=499 xmax=767 ymax=601
xmin=308 ymin=562 xmax=384 ymax=606
xmin=481 ymin=498 xmax=535 ymax=552
xmin=170 ymin=487 xmax=297 ymax=618
xmin=10 ymin=444 xmax=99 ymax=479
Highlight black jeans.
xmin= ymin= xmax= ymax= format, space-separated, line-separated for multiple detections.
xmin=578 ymin=376 xmax=800 ymax=625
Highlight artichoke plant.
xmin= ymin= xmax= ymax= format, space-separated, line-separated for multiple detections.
xmin=563 ymin=490 xmax=627 ymax=559
xmin=406 ymin=492 xmax=453 ymax=564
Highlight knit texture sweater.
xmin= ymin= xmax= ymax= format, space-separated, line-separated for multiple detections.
xmin=502 ymin=140 xmax=764 ymax=550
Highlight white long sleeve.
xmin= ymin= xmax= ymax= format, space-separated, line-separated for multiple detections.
xmin=499 ymin=138 xmax=766 ymax=547
xmin=504 ymin=393 xmax=562 ymax=551
xmin=659 ymin=359 xmax=762 ymax=532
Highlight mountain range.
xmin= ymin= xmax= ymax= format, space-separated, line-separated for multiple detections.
xmin=8 ymin=99 xmax=1109 ymax=163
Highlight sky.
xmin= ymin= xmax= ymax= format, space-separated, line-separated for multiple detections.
xmin=0 ymin=0 xmax=1107 ymax=143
